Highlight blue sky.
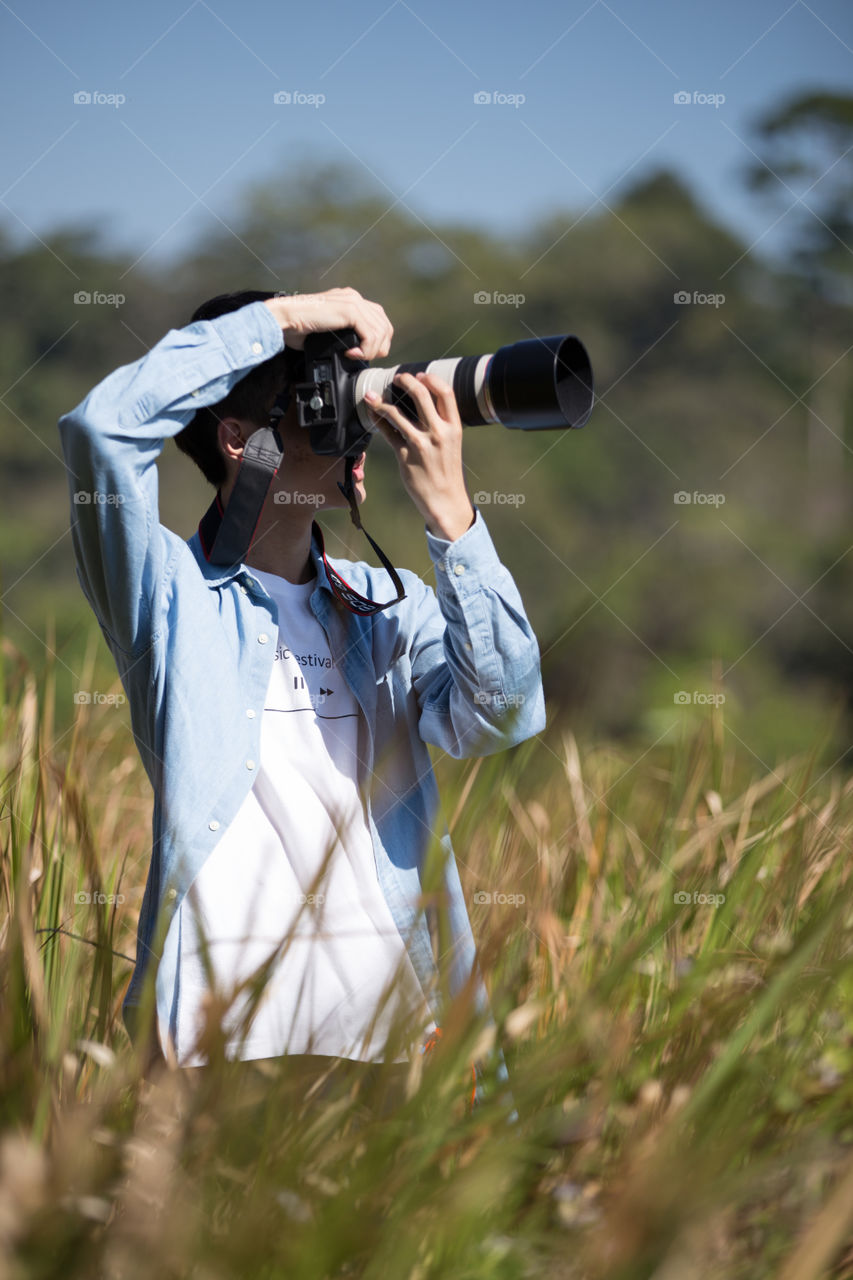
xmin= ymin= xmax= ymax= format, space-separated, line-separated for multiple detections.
xmin=1 ymin=0 xmax=851 ymax=269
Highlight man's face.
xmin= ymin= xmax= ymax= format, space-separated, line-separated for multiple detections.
xmin=222 ymin=398 xmax=366 ymax=510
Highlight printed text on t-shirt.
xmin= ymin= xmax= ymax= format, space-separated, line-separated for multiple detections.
xmin=275 ymin=644 xmax=333 ymax=669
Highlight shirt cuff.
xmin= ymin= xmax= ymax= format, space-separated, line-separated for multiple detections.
xmin=425 ymin=508 xmax=505 ymax=593
xmin=423 ymin=507 xmax=478 ymax=552
xmin=211 ymin=299 xmax=285 ymax=368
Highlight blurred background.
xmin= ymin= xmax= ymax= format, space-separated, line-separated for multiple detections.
xmin=1 ymin=0 xmax=851 ymax=764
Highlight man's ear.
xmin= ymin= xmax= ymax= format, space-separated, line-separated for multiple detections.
xmin=217 ymin=418 xmax=248 ymax=463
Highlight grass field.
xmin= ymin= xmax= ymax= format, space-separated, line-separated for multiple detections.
xmin=2 ymin=631 xmax=853 ymax=1280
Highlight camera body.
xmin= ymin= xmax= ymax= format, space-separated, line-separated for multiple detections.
xmin=209 ymin=315 xmax=592 ymax=608
xmin=288 ymin=328 xmax=372 ymax=457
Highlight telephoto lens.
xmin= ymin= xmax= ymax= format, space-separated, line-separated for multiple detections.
xmin=354 ymin=335 xmax=593 ymax=434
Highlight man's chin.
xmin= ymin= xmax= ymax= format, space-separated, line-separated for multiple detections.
xmin=324 ymin=479 xmax=366 ymax=509
xmin=342 ymin=470 xmax=366 ymax=499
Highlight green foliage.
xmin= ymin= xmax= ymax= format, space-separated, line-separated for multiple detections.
xmin=744 ymin=90 xmax=853 ymax=299
xmin=1 ymin=134 xmax=851 ymax=763
xmin=2 ymin=89 xmax=852 ymax=1278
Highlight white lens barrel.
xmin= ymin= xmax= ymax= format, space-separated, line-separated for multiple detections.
xmin=354 ymin=356 xmax=496 ymax=429
xmin=352 ymin=338 xmax=592 ymax=433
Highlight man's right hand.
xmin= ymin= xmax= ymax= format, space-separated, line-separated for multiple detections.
xmin=263 ymin=287 xmax=393 ymax=362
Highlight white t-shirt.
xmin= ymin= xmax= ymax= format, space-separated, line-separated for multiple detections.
xmin=164 ymin=567 xmax=436 ymax=1067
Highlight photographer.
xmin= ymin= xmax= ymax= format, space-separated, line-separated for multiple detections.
xmin=58 ymin=287 xmax=545 ymax=1109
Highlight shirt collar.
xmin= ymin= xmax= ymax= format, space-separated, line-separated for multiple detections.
xmin=190 ymin=492 xmax=331 ymax=594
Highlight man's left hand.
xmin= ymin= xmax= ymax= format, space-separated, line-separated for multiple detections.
xmin=365 ymin=371 xmax=475 ymax=542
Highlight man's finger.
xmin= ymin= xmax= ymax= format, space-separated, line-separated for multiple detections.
xmin=365 ymin=393 xmax=417 ymax=444
xmin=371 ymin=412 xmax=410 ymax=456
xmin=391 ymin=372 xmax=438 ymax=427
xmin=359 ymin=303 xmax=392 ymax=360
xmin=414 ymin=371 xmax=458 ymax=423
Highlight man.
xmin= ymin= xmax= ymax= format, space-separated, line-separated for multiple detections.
xmin=59 ymin=286 xmax=545 ymax=1108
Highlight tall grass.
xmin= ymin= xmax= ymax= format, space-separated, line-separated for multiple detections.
xmin=2 ymin=630 xmax=853 ymax=1279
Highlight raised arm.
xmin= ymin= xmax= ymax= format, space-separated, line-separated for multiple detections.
xmin=58 ymin=301 xmax=285 ymax=656
xmin=58 ymin=288 xmax=394 ymax=658
xmin=407 ymin=514 xmax=546 ymax=758
xmin=364 ymin=369 xmax=545 ymax=756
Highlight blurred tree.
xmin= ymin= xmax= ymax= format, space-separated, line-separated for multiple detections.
xmin=1 ymin=123 xmax=850 ymax=758
xmin=744 ymin=91 xmax=853 ymax=302
xmin=743 ymin=91 xmax=853 ymax=540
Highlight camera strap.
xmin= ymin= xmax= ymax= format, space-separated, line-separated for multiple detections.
xmin=203 ymin=435 xmax=406 ymax=617
xmin=206 ymin=424 xmax=283 ymax=568
xmin=323 ymin=454 xmax=406 ymax=616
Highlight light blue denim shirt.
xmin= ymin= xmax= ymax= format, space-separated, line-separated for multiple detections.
xmin=58 ymin=300 xmax=546 ymax=1099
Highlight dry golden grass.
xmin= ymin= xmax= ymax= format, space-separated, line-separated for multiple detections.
xmin=2 ymin=631 xmax=853 ymax=1279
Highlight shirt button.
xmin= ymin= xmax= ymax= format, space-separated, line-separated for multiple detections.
xmin=258 ymin=633 xmax=269 ymax=644
xmin=165 ymin=887 xmax=177 ymax=902
xmin=240 ymin=584 xmax=248 ymax=594
xmin=246 ymin=760 xmax=255 ymax=771
xmin=246 ymin=708 xmax=256 ymax=719
xmin=251 ymin=342 xmax=263 ymax=355
xmin=208 ymin=819 xmax=220 ymax=832
xmin=454 ymin=563 xmax=466 ymax=576
xmin=191 ymin=389 xmax=201 ymax=398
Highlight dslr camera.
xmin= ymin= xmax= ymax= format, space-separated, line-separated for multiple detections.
xmin=272 ymin=327 xmax=594 ymax=457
